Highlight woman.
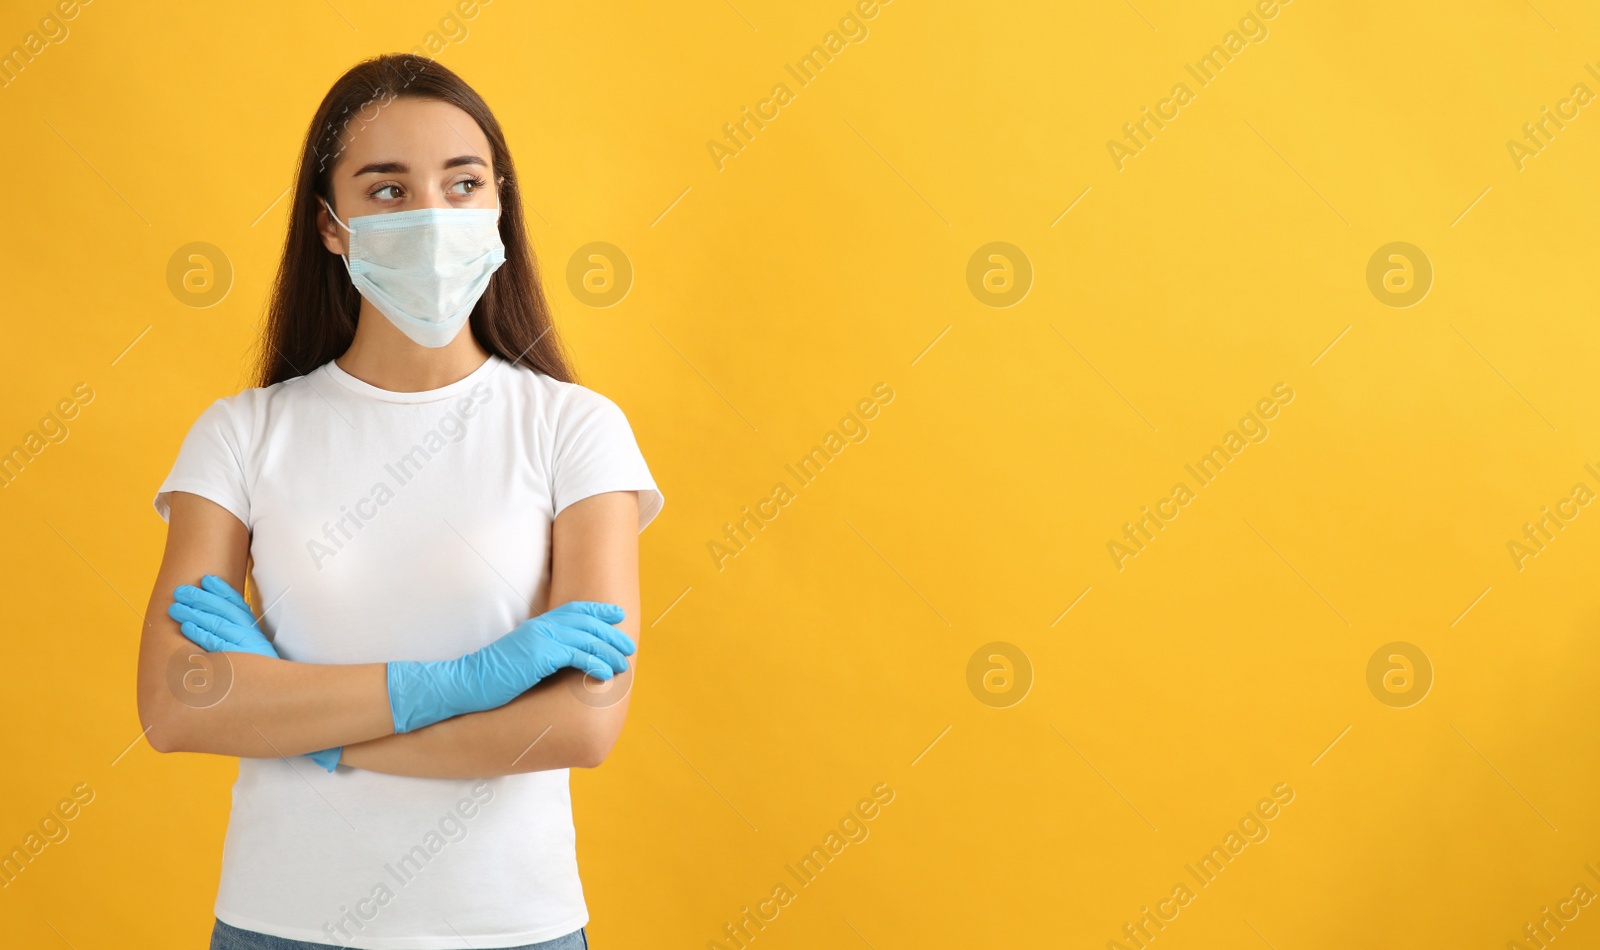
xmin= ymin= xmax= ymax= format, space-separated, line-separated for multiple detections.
xmin=136 ymin=53 xmax=664 ymax=949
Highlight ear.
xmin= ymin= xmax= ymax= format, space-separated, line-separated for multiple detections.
xmin=315 ymin=198 xmax=348 ymax=257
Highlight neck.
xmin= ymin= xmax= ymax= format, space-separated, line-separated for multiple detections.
xmin=335 ymin=302 xmax=491 ymax=392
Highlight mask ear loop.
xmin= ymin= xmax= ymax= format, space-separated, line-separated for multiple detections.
xmin=319 ymin=196 xmax=353 ymax=268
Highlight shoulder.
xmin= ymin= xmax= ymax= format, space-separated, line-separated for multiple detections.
xmin=494 ymin=359 xmax=629 ymax=423
xmin=228 ymin=363 xmax=328 ymax=409
xmin=183 ymin=365 xmax=329 ymax=442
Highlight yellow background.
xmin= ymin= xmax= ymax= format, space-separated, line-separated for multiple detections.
xmin=2 ymin=0 xmax=1599 ymax=946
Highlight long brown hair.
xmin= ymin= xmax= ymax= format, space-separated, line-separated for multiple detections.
xmin=254 ymin=53 xmax=575 ymax=388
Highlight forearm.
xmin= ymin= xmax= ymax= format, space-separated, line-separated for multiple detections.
xmin=139 ymin=640 xmax=395 ymax=758
xmin=139 ymin=490 xmax=642 ymax=769
xmin=339 ymin=668 xmax=631 ymax=779
xmin=140 ymin=493 xmax=398 ymax=759
xmin=342 ymin=486 xmax=645 ymax=780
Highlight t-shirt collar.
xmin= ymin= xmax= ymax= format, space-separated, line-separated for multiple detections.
xmin=321 ymin=353 xmax=503 ymax=404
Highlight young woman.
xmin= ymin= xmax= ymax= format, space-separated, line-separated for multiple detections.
xmin=136 ymin=54 xmax=664 ymax=949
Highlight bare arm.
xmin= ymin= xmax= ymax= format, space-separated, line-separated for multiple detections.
xmin=337 ymin=490 xmax=644 ymax=778
xmin=137 ymin=491 xmax=398 ymax=757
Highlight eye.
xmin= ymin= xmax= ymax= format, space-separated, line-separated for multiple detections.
xmin=449 ymin=175 xmax=489 ymax=197
xmin=369 ymin=182 xmax=403 ymax=201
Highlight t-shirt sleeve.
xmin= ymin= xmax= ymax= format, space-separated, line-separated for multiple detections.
xmin=153 ymin=397 xmax=251 ymax=528
xmin=550 ymin=387 xmax=664 ymax=533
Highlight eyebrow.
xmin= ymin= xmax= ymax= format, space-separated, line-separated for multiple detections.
xmin=350 ymin=155 xmax=487 ymax=176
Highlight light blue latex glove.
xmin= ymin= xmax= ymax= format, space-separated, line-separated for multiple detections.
xmin=387 ymin=601 xmax=636 ymax=734
xmin=168 ymin=575 xmax=343 ymax=773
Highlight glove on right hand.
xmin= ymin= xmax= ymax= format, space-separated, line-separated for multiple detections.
xmin=386 ymin=600 xmax=635 ymax=735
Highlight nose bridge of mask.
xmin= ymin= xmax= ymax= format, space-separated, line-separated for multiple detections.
xmin=344 ymin=209 xmax=502 ymax=279
xmin=319 ymin=198 xmax=500 ymax=245
xmin=352 ymin=216 xmax=498 ymax=282
xmin=321 ymin=196 xmax=498 ymax=227
xmin=320 ymin=202 xmax=501 ymax=274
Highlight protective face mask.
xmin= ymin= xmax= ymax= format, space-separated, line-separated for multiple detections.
xmin=321 ymin=197 xmax=507 ymax=348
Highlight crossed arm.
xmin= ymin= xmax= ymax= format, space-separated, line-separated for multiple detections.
xmin=135 ymin=489 xmax=644 ymax=779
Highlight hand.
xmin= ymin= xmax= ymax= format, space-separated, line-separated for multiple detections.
xmin=168 ymin=574 xmax=278 ymax=659
xmin=167 ymin=575 xmax=342 ymax=773
xmin=386 ymin=600 xmax=636 ymax=734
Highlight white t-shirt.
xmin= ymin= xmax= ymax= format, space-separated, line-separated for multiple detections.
xmin=153 ymin=353 xmax=663 ymax=949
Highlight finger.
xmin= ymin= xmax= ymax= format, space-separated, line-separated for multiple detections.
xmin=199 ymin=574 xmax=254 ymax=617
xmin=168 ymin=603 xmax=246 ymax=645
xmin=550 ymin=612 xmax=636 ymax=657
xmin=175 ymin=584 xmax=257 ymax=629
xmin=168 ymin=602 xmax=229 ymax=638
xmin=545 ymin=600 xmax=625 ymax=625
xmin=577 ymin=636 xmax=630 ymax=673
xmin=545 ymin=625 xmax=630 ymax=673
xmin=200 ymin=573 xmax=250 ymax=610
xmin=178 ymin=620 xmax=233 ymax=654
xmin=561 ymin=646 xmax=614 ymax=681
xmin=305 ymin=746 xmax=342 ymax=772
xmin=174 ymin=612 xmax=275 ymax=659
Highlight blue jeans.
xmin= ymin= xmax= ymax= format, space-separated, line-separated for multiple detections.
xmin=209 ymin=917 xmax=588 ymax=949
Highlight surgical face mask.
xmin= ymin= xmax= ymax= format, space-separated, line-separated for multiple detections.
xmin=321 ymin=197 xmax=507 ymax=348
